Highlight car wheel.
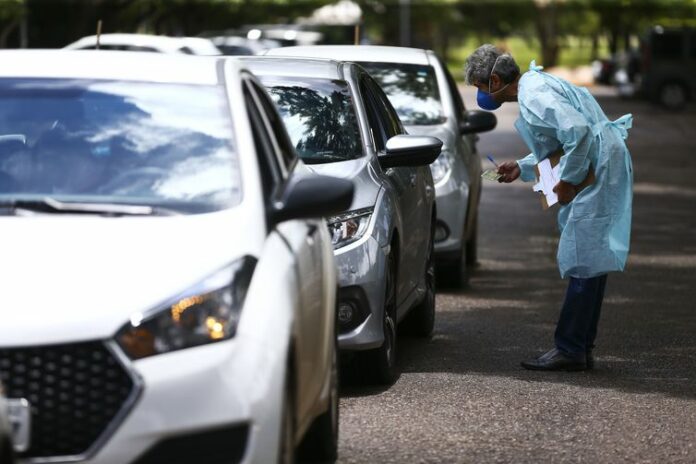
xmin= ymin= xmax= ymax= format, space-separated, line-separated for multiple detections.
xmin=298 ymin=329 xmax=339 ymax=462
xmin=465 ymin=213 xmax=478 ymax=267
xmin=278 ymin=369 xmax=296 ymax=464
xmin=403 ymin=230 xmax=435 ymax=337
xmin=659 ymin=82 xmax=688 ymax=110
xmin=440 ymin=243 xmax=469 ymax=289
xmin=360 ymin=251 xmax=398 ymax=385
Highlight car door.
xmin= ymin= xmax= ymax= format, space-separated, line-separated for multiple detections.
xmin=359 ymin=74 xmax=431 ymax=305
xmin=243 ymin=77 xmax=329 ymax=424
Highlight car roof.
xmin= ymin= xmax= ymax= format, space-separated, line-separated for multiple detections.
xmin=0 ymin=50 xmax=225 ymax=85
xmin=239 ymin=56 xmax=345 ymax=81
xmin=65 ymin=33 xmax=188 ymax=52
xmin=265 ymin=45 xmax=433 ymax=66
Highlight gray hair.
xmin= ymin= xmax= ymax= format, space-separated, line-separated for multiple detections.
xmin=464 ymin=44 xmax=520 ymax=86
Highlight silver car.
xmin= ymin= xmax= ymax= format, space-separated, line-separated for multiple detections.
xmin=264 ymin=45 xmax=497 ymax=287
xmin=243 ymin=56 xmax=442 ymax=384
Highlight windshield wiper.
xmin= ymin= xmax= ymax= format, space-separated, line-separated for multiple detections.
xmin=0 ymin=197 xmax=178 ymax=216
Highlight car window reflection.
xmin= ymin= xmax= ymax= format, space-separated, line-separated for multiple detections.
xmin=0 ymin=79 xmax=240 ymax=213
xmin=261 ymin=77 xmax=363 ymax=164
xmin=358 ymin=62 xmax=446 ymax=126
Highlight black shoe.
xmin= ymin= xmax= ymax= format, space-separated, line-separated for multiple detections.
xmin=586 ymin=349 xmax=594 ymax=370
xmin=521 ymin=348 xmax=587 ymax=371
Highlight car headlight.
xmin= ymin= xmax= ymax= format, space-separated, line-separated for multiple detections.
xmin=430 ymin=150 xmax=452 ymax=186
xmin=327 ymin=207 xmax=373 ymax=249
xmin=116 ymin=257 xmax=256 ymax=360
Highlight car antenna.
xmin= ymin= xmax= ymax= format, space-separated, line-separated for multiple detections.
xmin=354 ymin=24 xmax=360 ymax=45
xmin=96 ymin=19 xmax=103 ymax=50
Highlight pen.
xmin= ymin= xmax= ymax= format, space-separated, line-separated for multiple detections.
xmin=486 ymin=154 xmax=499 ymax=169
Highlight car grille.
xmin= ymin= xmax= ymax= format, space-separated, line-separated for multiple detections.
xmin=0 ymin=341 xmax=135 ymax=459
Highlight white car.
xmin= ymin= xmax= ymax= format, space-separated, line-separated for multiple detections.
xmin=64 ymin=33 xmax=221 ymax=55
xmin=0 ymin=50 xmax=351 ymax=463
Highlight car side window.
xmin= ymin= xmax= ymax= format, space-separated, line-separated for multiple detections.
xmin=440 ymin=58 xmax=467 ymax=122
xmin=248 ymin=80 xmax=298 ymax=172
xmin=358 ymin=76 xmax=388 ymax=152
xmin=243 ymin=80 xmax=283 ymax=200
xmin=366 ymin=77 xmax=403 ymax=138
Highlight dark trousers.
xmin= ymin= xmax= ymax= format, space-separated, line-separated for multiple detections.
xmin=554 ymin=274 xmax=608 ymax=358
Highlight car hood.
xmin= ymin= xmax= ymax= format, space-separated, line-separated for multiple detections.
xmin=405 ymin=123 xmax=455 ymax=149
xmin=0 ymin=208 xmax=261 ymax=346
xmin=307 ymin=157 xmax=380 ymax=214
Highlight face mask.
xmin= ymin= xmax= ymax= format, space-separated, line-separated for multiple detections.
xmin=476 ymin=55 xmax=510 ymax=111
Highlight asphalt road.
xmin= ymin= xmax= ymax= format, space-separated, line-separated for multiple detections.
xmin=336 ymin=86 xmax=696 ymax=464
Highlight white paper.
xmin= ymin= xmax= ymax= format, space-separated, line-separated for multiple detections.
xmin=533 ymin=158 xmax=561 ymax=207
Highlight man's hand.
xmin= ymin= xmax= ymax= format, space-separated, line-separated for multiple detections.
xmin=497 ymin=161 xmax=521 ymax=183
xmin=553 ymin=180 xmax=576 ymax=205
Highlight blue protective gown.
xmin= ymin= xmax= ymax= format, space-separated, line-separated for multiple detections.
xmin=515 ymin=61 xmax=633 ymax=279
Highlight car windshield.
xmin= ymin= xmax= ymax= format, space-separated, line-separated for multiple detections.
xmin=0 ymin=78 xmax=240 ymax=214
xmin=260 ymin=77 xmax=363 ymax=164
xmin=358 ymin=62 xmax=446 ymax=126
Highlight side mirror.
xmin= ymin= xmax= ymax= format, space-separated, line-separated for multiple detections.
xmin=272 ymin=174 xmax=354 ymax=223
xmin=460 ymin=110 xmax=497 ymax=134
xmin=379 ymin=134 xmax=443 ymax=169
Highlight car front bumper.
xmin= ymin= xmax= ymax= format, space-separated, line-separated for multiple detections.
xmin=433 ymin=177 xmax=468 ymax=256
xmin=333 ymin=235 xmax=388 ymax=352
xmin=75 ymin=335 xmax=286 ymax=464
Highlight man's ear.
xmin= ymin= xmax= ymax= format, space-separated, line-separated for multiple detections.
xmin=489 ymin=73 xmax=502 ymax=90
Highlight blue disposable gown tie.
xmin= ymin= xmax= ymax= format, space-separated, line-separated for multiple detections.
xmin=515 ymin=61 xmax=633 ymax=279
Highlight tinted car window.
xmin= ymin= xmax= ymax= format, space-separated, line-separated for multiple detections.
xmin=249 ymin=80 xmax=297 ymax=171
xmin=358 ymin=62 xmax=446 ymax=125
xmin=0 ymin=79 xmax=240 ymax=213
xmin=260 ymin=77 xmax=363 ymax=164
xmin=365 ymin=77 xmax=403 ymax=138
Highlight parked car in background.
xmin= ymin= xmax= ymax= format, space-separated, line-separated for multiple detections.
xmin=638 ymin=25 xmax=696 ymax=109
xmin=267 ymin=45 xmax=496 ymax=286
xmin=244 ymin=55 xmax=442 ymax=384
xmin=207 ymin=35 xmax=281 ymax=55
xmin=592 ymin=55 xmax=617 ymax=85
xmin=64 ymin=33 xmax=222 ymax=55
xmin=0 ymin=50 xmax=351 ymax=463
xmin=0 ymin=384 xmax=17 ymax=464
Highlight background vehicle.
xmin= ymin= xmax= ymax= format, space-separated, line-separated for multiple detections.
xmin=64 ymin=33 xmax=222 ymax=55
xmin=638 ymin=25 xmax=696 ymax=109
xmin=269 ymin=45 xmax=496 ymax=287
xmin=0 ymin=50 xmax=351 ymax=463
xmin=245 ymin=55 xmax=441 ymax=384
xmin=207 ymin=35 xmax=281 ymax=55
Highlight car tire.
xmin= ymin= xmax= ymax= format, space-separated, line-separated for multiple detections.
xmin=298 ymin=327 xmax=339 ymax=462
xmin=465 ymin=212 xmax=478 ymax=267
xmin=402 ymin=231 xmax=435 ymax=338
xmin=658 ymin=82 xmax=688 ymax=110
xmin=278 ymin=367 xmax=296 ymax=464
xmin=360 ymin=251 xmax=398 ymax=385
xmin=440 ymin=244 xmax=469 ymax=289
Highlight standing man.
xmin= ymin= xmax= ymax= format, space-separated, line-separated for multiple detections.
xmin=465 ymin=44 xmax=633 ymax=371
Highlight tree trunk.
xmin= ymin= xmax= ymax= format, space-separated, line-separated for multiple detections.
xmin=0 ymin=19 xmax=20 ymax=48
xmin=535 ymin=1 xmax=560 ymax=67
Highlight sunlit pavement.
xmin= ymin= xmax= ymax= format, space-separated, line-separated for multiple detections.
xmin=336 ymin=86 xmax=696 ymax=463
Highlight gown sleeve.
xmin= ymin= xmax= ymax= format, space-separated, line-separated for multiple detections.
xmin=516 ymin=153 xmax=537 ymax=182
